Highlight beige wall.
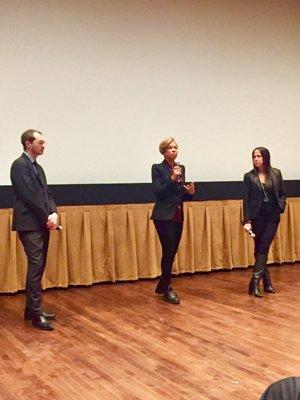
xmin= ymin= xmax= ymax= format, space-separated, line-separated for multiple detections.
xmin=1 ymin=0 xmax=299 ymax=184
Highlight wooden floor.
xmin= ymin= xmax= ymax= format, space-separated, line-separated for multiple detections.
xmin=0 ymin=263 xmax=299 ymax=400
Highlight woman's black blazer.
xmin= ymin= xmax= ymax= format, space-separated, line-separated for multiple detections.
xmin=243 ymin=167 xmax=286 ymax=222
xmin=151 ymin=160 xmax=192 ymax=221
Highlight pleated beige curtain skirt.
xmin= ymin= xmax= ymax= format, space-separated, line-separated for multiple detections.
xmin=0 ymin=198 xmax=299 ymax=293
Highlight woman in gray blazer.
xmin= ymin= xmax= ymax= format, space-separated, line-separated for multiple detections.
xmin=243 ymin=147 xmax=286 ymax=297
xmin=151 ymin=137 xmax=195 ymax=304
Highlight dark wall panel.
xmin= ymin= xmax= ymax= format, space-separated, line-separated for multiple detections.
xmin=0 ymin=180 xmax=299 ymax=208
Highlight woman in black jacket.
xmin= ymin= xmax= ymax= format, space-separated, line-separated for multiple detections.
xmin=243 ymin=147 xmax=286 ymax=297
xmin=151 ymin=137 xmax=195 ymax=304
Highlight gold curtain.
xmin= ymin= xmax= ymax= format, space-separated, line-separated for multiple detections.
xmin=0 ymin=198 xmax=299 ymax=293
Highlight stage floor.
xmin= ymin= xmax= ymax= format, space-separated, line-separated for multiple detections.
xmin=0 ymin=263 xmax=299 ymax=400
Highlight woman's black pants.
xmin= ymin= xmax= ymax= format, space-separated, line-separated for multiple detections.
xmin=153 ymin=220 xmax=183 ymax=294
xmin=251 ymin=212 xmax=280 ymax=260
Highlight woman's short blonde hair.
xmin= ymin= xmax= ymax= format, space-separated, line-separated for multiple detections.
xmin=159 ymin=137 xmax=176 ymax=155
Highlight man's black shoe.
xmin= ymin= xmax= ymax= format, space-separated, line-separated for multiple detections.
xmin=24 ymin=310 xmax=56 ymax=321
xmin=163 ymin=289 xmax=180 ymax=304
xmin=31 ymin=315 xmax=55 ymax=331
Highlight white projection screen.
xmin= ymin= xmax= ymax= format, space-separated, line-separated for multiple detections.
xmin=0 ymin=0 xmax=299 ymax=185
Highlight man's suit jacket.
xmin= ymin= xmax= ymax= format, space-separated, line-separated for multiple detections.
xmin=243 ymin=167 xmax=286 ymax=222
xmin=10 ymin=153 xmax=57 ymax=231
xmin=151 ymin=160 xmax=192 ymax=221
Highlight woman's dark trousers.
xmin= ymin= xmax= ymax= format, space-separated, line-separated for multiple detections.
xmin=154 ymin=220 xmax=183 ymax=294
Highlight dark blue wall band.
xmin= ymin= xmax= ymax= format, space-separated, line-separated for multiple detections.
xmin=0 ymin=180 xmax=299 ymax=208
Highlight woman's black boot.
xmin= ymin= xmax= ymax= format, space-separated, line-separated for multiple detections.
xmin=251 ymin=270 xmax=264 ymax=297
xmin=248 ymin=253 xmax=267 ymax=298
xmin=263 ymin=269 xmax=275 ymax=293
xmin=248 ymin=277 xmax=254 ymax=295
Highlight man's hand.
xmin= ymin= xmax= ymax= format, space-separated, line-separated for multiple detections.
xmin=47 ymin=212 xmax=59 ymax=230
xmin=243 ymin=222 xmax=252 ymax=232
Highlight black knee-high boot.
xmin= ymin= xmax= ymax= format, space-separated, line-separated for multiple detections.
xmin=248 ymin=253 xmax=267 ymax=298
xmin=263 ymin=269 xmax=275 ymax=293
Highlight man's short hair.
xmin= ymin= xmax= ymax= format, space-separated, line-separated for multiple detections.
xmin=21 ymin=129 xmax=42 ymax=150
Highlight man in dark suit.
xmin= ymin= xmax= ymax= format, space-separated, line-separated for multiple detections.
xmin=10 ymin=129 xmax=59 ymax=330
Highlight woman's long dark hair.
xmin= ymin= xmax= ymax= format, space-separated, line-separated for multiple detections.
xmin=252 ymin=147 xmax=272 ymax=184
